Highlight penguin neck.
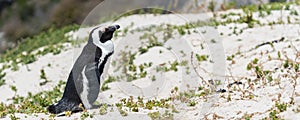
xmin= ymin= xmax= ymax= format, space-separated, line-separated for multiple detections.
xmin=93 ymin=39 xmax=114 ymax=55
xmin=90 ymin=27 xmax=114 ymax=66
xmin=91 ymin=27 xmax=114 ymax=56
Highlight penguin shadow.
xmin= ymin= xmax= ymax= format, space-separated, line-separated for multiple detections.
xmin=56 ymin=103 xmax=111 ymax=117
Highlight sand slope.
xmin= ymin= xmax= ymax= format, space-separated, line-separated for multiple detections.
xmin=1 ymin=6 xmax=300 ymax=119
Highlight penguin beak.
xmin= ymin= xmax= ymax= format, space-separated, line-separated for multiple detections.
xmin=105 ymin=25 xmax=120 ymax=32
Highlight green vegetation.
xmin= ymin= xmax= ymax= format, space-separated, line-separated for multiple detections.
xmin=227 ymin=55 xmax=235 ymax=61
xmin=0 ymin=68 xmax=6 ymax=86
xmin=275 ymin=102 xmax=287 ymax=112
xmin=156 ymin=60 xmax=187 ymax=72
xmin=99 ymin=104 xmax=108 ymax=115
xmin=9 ymin=114 xmax=20 ymax=120
xmin=0 ymin=80 xmax=65 ymax=117
xmin=0 ymin=25 xmax=79 ymax=70
xmin=113 ymin=86 xmax=209 ymax=117
xmin=101 ymin=76 xmax=117 ymax=91
xmin=1 ymin=25 xmax=78 ymax=62
xmin=116 ymin=49 xmax=155 ymax=82
xmin=80 ymin=110 xmax=95 ymax=120
xmin=217 ymin=2 xmax=300 ymax=29
xmin=188 ymin=100 xmax=196 ymax=107
xmin=196 ymin=54 xmax=209 ymax=62
xmin=269 ymin=110 xmax=280 ymax=120
xmin=148 ymin=110 xmax=174 ymax=120
xmin=208 ymin=1 xmax=216 ymax=14
xmin=116 ymin=96 xmax=171 ymax=112
xmin=266 ymin=102 xmax=288 ymax=120
xmin=39 ymin=69 xmax=50 ymax=86
xmin=241 ymin=2 xmax=292 ymax=13
xmin=246 ymin=58 xmax=272 ymax=79
xmin=139 ymin=33 xmax=163 ymax=54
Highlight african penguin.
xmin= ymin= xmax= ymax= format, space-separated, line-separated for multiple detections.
xmin=48 ymin=25 xmax=120 ymax=114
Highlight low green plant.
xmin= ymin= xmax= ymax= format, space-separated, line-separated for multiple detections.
xmin=117 ymin=107 xmax=128 ymax=117
xmin=101 ymin=76 xmax=117 ymax=91
xmin=269 ymin=110 xmax=279 ymax=120
xmin=0 ymin=80 xmax=65 ymax=117
xmin=138 ymin=33 xmax=163 ymax=54
xmin=188 ymin=100 xmax=196 ymax=107
xmin=99 ymin=104 xmax=108 ymax=115
xmin=196 ymin=54 xmax=209 ymax=62
xmin=148 ymin=110 xmax=174 ymax=120
xmin=290 ymin=9 xmax=299 ymax=16
xmin=39 ymin=69 xmax=50 ymax=86
xmin=275 ymin=102 xmax=288 ymax=112
xmin=9 ymin=114 xmax=20 ymax=120
xmin=0 ymin=68 xmax=6 ymax=86
xmin=148 ymin=111 xmax=160 ymax=120
xmin=156 ymin=61 xmax=186 ymax=72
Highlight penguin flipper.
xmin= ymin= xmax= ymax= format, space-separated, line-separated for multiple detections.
xmin=79 ymin=63 xmax=101 ymax=109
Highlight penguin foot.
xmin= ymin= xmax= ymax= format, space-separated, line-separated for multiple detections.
xmin=48 ymin=99 xmax=84 ymax=114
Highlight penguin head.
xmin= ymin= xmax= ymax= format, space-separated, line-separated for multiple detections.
xmin=99 ymin=25 xmax=120 ymax=43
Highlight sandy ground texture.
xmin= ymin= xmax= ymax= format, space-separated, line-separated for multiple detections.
xmin=1 ymin=5 xmax=300 ymax=120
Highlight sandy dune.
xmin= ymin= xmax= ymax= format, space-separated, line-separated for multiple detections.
xmin=1 ymin=6 xmax=300 ymax=119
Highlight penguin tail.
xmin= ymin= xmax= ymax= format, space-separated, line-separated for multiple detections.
xmin=48 ymin=104 xmax=58 ymax=114
xmin=47 ymin=104 xmax=60 ymax=114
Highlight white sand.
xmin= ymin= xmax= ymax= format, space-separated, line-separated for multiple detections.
xmin=1 ymin=8 xmax=300 ymax=119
